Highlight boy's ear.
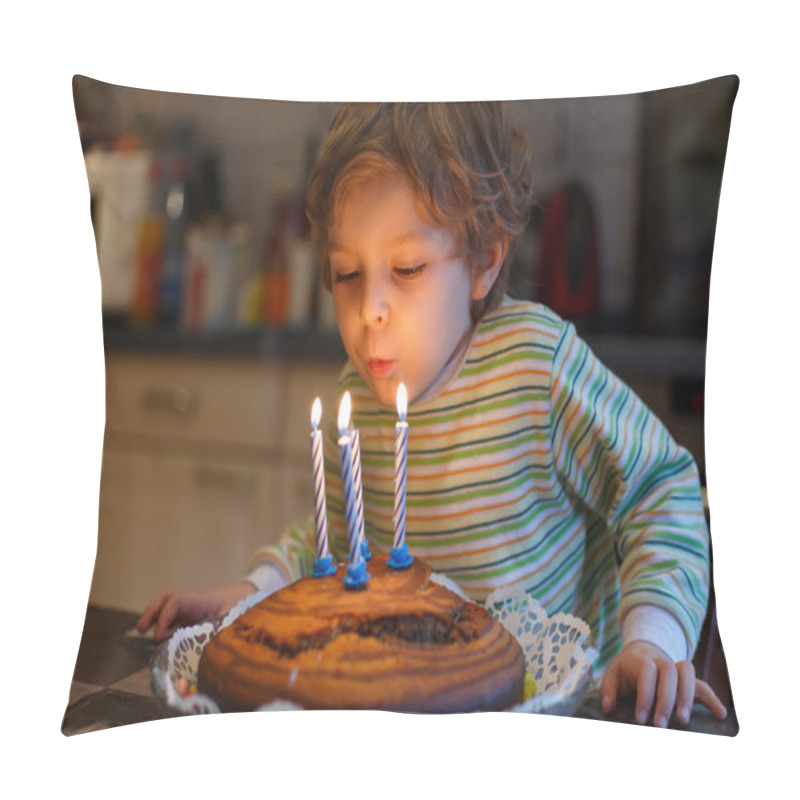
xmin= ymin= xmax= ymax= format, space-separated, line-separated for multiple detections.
xmin=470 ymin=241 xmax=507 ymax=301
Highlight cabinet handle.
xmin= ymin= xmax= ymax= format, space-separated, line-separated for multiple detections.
xmin=141 ymin=386 xmax=197 ymax=418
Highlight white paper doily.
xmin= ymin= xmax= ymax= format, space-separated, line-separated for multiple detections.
xmin=483 ymin=583 xmax=598 ymax=716
xmin=152 ymin=575 xmax=597 ymax=717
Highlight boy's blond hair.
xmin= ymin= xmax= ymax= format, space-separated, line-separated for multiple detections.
xmin=306 ymin=102 xmax=534 ymax=322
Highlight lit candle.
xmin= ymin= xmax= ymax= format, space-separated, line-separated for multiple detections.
xmin=350 ymin=422 xmax=371 ymax=560
xmin=388 ymin=382 xmax=413 ymax=569
xmin=310 ymin=398 xmax=336 ymax=578
xmin=338 ymin=392 xmax=369 ymax=589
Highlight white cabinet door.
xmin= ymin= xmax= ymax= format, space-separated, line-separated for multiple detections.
xmin=91 ymin=449 xmax=285 ymax=612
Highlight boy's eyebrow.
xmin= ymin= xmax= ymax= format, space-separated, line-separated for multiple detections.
xmin=329 ymin=230 xmax=442 ymax=255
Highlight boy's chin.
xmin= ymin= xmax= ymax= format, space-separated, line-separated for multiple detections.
xmin=356 ymin=369 xmax=402 ymax=409
xmin=366 ymin=378 xmax=401 ymax=410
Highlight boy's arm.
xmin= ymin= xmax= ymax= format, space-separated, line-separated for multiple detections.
xmin=548 ymin=322 xmax=725 ymax=725
xmin=136 ymin=581 xmax=257 ymax=642
xmin=551 ymin=325 xmax=726 ymax=727
xmin=549 ymin=320 xmax=710 ymax=659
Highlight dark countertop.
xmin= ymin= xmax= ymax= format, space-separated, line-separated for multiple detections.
xmin=62 ymin=605 xmax=738 ymax=736
xmin=102 ymin=318 xmax=347 ymax=361
xmin=101 ymin=317 xmax=707 ymax=378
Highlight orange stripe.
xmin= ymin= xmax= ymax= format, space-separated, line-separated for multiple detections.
xmin=474 ymin=325 xmax=558 ymax=351
xmin=361 ymin=446 xmax=553 ymax=486
xmin=623 ymin=524 xmax=652 ymax=556
xmin=550 ymin=328 xmax=574 ymax=401
xmin=427 ymin=505 xmax=568 ymax=562
xmin=619 ymin=548 xmax=656 ymax=585
xmin=440 ymin=368 xmax=551 ymax=398
xmin=360 ymin=408 xmax=548 ymax=444
xmin=554 ymin=347 xmax=595 ymax=468
xmin=668 ymin=571 xmax=693 ymax=609
xmin=460 ymin=521 xmax=582 ymax=593
xmin=608 ymin=387 xmax=637 ymax=476
xmin=370 ymin=482 xmax=541 ymax=525
xmin=645 ymin=413 xmax=657 ymax=471
xmin=619 ymin=515 xmax=706 ymax=586
xmin=584 ymin=371 xmax=619 ymax=508
xmin=551 ymin=335 xmax=576 ymax=467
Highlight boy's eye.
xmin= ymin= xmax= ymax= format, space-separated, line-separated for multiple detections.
xmin=394 ymin=264 xmax=424 ymax=279
xmin=333 ymin=269 xmax=360 ymax=284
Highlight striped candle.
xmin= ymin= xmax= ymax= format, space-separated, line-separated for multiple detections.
xmin=310 ymin=398 xmax=329 ymax=560
xmin=350 ymin=424 xmax=370 ymax=559
xmin=310 ymin=398 xmax=336 ymax=578
xmin=392 ymin=382 xmax=408 ymax=550
xmin=337 ymin=392 xmax=364 ymax=576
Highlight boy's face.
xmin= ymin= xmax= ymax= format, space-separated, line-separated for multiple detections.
xmin=328 ymin=170 xmax=481 ymax=408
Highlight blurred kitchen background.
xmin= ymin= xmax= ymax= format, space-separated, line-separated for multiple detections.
xmin=73 ymin=75 xmax=737 ymax=613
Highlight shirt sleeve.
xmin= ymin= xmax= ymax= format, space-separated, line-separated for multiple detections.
xmin=246 ymin=517 xmax=318 ymax=584
xmin=245 ymin=561 xmax=290 ymax=596
xmin=549 ymin=321 xmax=710 ymax=659
xmin=622 ymin=603 xmax=690 ymax=663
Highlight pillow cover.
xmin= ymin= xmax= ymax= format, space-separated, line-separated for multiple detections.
xmin=63 ymin=75 xmax=738 ymax=735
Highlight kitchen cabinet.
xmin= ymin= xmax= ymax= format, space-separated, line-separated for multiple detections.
xmin=91 ymin=351 xmax=342 ymax=612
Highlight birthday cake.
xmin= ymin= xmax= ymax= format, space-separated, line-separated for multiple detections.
xmin=196 ymin=554 xmax=526 ymax=712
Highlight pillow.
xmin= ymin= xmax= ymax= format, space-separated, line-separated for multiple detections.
xmin=63 ymin=75 xmax=738 ymax=735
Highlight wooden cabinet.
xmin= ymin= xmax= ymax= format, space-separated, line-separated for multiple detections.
xmin=91 ymin=352 xmax=342 ymax=612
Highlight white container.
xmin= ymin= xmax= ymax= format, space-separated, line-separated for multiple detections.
xmin=84 ymin=150 xmax=152 ymax=313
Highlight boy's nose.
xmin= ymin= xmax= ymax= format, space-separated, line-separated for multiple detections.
xmin=360 ymin=279 xmax=389 ymax=327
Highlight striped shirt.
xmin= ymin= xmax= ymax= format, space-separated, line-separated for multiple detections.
xmin=249 ymin=298 xmax=710 ymax=670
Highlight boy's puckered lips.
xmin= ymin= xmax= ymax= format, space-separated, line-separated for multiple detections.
xmin=367 ymin=359 xmax=395 ymax=378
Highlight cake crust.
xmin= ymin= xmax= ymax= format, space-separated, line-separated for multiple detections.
xmin=197 ymin=555 xmax=525 ymax=713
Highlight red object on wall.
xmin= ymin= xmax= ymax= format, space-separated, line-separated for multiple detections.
xmin=537 ymin=183 xmax=599 ymax=318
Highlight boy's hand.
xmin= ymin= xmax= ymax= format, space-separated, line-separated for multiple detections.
xmin=136 ymin=582 xmax=257 ymax=643
xmin=600 ymin=640 xmax=727 ymax=727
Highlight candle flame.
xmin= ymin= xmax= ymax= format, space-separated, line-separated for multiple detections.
xmin=338 ymin=391 xmax=352 ymax=436
xmin=396 ymin=382 xmax=408 ymax=421
xmin=311 ymin=397 xmax=322 ymax=430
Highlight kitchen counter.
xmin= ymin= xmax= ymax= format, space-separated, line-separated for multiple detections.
xmin=102 ymin=317 xmax=707 ymax=379
xmin=62 ymin=605 xmax=738 ymax=736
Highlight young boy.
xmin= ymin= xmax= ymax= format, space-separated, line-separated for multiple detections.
xmin=138 ymin=102 xmax=727 ymax=728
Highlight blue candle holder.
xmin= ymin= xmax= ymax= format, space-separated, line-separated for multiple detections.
xmin=387 ymin=542 xmax=413 ymax=570
xmin=361 ymin=538 xmax=372 ymax=560
xmin=343 ymin=559 xmax=370 ymax=589
xmin=312 ymin=554 xmax=337 ymax=578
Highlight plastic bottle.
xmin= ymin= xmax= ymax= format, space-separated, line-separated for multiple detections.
xmin=262 ymin=198 xmax=290 ymax=327
xmin=130 ymin=157 xmax=166 ymax=325
xmin=203 ymin=224 xmax=234 ymax=330
xmin=181 ymin=226 xmax=206 ymax=333
xmin=159 ymin=154 xmax=188 ymax=324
